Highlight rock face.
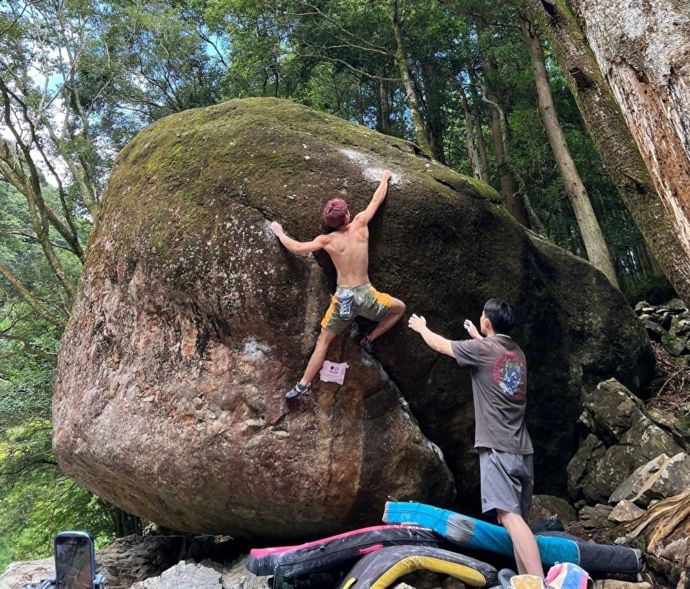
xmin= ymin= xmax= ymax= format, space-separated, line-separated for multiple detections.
xmin=0 ymin=557 xmax=53 ymax=589
xmin=129 ymin=561 xmax=223 ymax=589
xmin=129 ymin=557 xmax=270 ymax=589
xmin=528 ymin=495 xmax=576 ymax=526
xmin=97 ymin=535 xmax=235 ymax=589
xmin=608 ymin=500 xmax=645 ymax=523
xmin=567 ymin=379 xmax=683 ymax=503
xmin=609 ymin=452 xmax=690 ymax=507
xmin=53 ymin=98 xmax=653 ymax=536
xmin=635 ymin=299 xmax=690 ymax=357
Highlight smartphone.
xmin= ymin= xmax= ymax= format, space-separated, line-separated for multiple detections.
xmin=54 ymin=531 xmax=96 ymax=589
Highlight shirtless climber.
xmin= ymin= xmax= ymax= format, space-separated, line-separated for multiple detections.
xmin=270 ymin=170 xmax=406 ymax=400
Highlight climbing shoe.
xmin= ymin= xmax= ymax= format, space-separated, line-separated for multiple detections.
xmin=359 ymin=336 xmax=375 ymax=356
xmin=285 ymin=382 xmax=311 ymax=400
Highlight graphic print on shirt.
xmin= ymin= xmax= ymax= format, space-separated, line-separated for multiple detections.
xmin=492 ymin=351 xmax=526 ymax=401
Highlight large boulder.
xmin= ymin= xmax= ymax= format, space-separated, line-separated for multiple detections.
xmin=53 ymin=98 xmax=653 ymax=537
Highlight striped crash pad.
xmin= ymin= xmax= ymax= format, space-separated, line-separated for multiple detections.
xmin=383 ymin=502 xmax=641 ymax=575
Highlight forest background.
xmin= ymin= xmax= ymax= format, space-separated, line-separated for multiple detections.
xmin=0 ymin=0 xmax=675 ymax=570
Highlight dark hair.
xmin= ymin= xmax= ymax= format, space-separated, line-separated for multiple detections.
xmin=483 ymin=298 xmax=517 ymax=334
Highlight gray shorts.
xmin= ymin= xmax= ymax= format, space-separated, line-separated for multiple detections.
xmin=479 ymin=447 xmax=534 ymax=519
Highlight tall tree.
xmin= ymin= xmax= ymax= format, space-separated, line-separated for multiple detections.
xmin=521 ymin=14 xmax=618 ymax=286
xmin=459 ymin=82 xmax=488 ymax=182
xmin=389 ymin=0 xmax=433 ymax=155
xmin=525 ymin=0 xmax=690 ymax=303
xmin=472 ymin=20 xmax=530 ymax=226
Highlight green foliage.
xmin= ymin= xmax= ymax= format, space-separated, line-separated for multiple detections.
xmin=0 ymin=183 xmax=80 ymax=320
xmin=504 ymin=47 xmax=652 ymax=290
xmin=82 ymin=0 xmax=225 ymax=150
xmin=0 ymin=180 xmax=113 ymax=572
xmin=0 ymin=423 xmax=115 ymax=571
xmin=0 ymin=293 xmax=116 ymax=572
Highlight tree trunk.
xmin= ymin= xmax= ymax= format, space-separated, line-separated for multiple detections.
xmin=521 ymin=15 xmax=619 ymax=287
xmin=526 ymin=0 xmax=690 ymax=304
xmin=420 ymin=61 xmax=446 ymax=163
xmin=468 ymin=82 xmax=491 ymax=183
xmin=377 ymin=79 xmax=392 ymax=135
xmin=104 ymin=503 xmax=143 ymax=537
xmin=477 ymin=48 xmax=530 ymax=226
xmin=389 ymin=0 xmax=433 ymax=156
xmin=460 ymin=84 xmax=486 ymax=182
xmin=523 ymin=191 xmax=549 ymax=235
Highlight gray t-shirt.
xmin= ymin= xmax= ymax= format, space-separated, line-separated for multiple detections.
xmin=451 ymin=335 xmax=533 ymax=454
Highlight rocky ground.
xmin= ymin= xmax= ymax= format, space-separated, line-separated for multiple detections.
xmin=555 ymin=298 xmax=690 ymax=588
xmin=3 ymin=299 xmax=689 ymax=589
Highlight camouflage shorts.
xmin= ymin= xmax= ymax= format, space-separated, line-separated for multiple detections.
xmin=321 ymin=283 xmax=393 ymax=335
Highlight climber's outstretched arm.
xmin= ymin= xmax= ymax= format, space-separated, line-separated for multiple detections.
xmin=271 ymin=222 xmax=328 ymax=255
xmin=353 ymin=170 xmax=392 ymax=227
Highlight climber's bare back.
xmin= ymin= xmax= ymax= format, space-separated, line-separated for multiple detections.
xmin=321 ymin=219 xmax=371 ymax=287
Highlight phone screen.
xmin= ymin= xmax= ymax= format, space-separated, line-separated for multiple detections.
xmin=55 ymin=534 xmax=93 ymax=589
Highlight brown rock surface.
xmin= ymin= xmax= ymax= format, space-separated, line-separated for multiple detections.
xmin=53 ymin=98 xmax=653 ymax=536
xmin=97 ymin=535 xmax=229 ymax=589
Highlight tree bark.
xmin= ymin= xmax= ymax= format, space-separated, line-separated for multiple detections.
xmin=521 ymin=15 xmax=619 ymax=287
xmin=526 ymin=0 xmax=690 ymax=304
xmin=357 ymin=79 xmax=365 ymax=126
xmin=486 ymin=94 xmax=530 ymax=227
xmin=390 ymin=0 xmax=433 ymax=156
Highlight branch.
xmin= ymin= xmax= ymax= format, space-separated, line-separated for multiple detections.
xmin=0 ymin=228 xmax=75 ymax=252
xmin=0 ymin=459 xmax=57 ymax=478
xmin=0 ymin=82 xmax=85 ymax=262
xmin=196 ymin=30 xmax=228 ymax=68
xmin=0 ymin=333 xmax=58 ymax=363
xmin=298 ymin=0 xmax=393 ymax=54
xmin=313 ymin=42 xmax=393 ymax=58
xmin=480 ymin=85 xmax=509 ymax=147
xmin=439 ymin=0 xmax=520 ymax=30
xmin=0 ymin=0 xmax=39 ymax=36
xmin=0 ymin=263 xmax=66 ymax=327
xmin=50 ymin=12 xmax=102 ymax=215
xmin=0 ymin=314 xmax=22 ymax=335
xmin=294 ymin=52 xmax=399 ymax=81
